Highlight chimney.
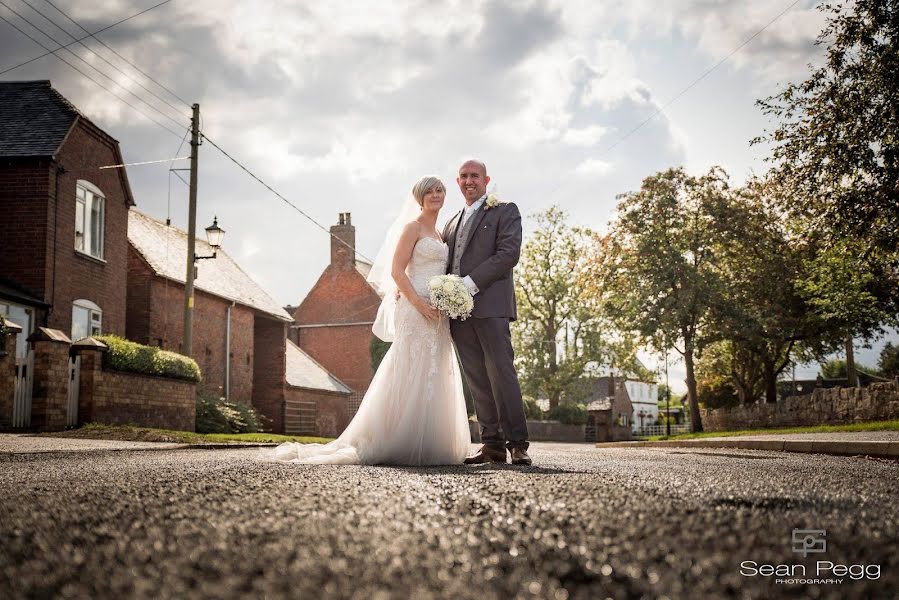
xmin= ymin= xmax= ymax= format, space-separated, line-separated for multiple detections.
xmin=330 ymin=212 xmax=355 ymax=271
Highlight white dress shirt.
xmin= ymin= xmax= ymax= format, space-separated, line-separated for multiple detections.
xmin=460 ymin=194 xmax=487 ymax=296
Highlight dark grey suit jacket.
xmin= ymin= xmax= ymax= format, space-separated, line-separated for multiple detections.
xmin=442 ymin=202 xmax=522 ymax=320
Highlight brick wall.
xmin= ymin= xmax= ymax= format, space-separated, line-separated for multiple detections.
xmin=126 ymin=255 xmax=256 ymax=405
xmin=29 ymin=338 xmax=70 ymax=431
xmin=78 ymin=348 xmax=195 ymax=431
xmin=297 ymin=324 xmax=375 ymax=396
xmin=0 ymin=328 xmax=18 ymax=428
xmin=0 ymin=159 xmax=51 ymax=295
xmin=253 ymin=318 xmax=287 ymax=433
xmin=125 ymin=245 xmax=152 ymax=344
xmin=700 ymin=381 xmax=899 ymax=431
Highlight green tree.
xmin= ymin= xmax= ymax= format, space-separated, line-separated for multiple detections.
xmin=710 ymin=178 xmax=819 ymax=403
xmin=756 ymin=0 xmax=899 ymax=254
xmin=819 ymin=358 xmax=878 ymax=380
xmin=370 ymin=337 xmax=391 ymax=372
xmin=879 ymin=342 xmax=899 ymax=377
xmin=587 ymin=167 xmax=735 ymax=432
xmin=512 ymin=206 xmax=605 ymax=409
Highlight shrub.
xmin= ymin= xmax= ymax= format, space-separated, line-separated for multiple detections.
xmin=96 ymin=335 xmax=201 ymax=382
xmin=196 ymin=390 xmax=268 ymax=433
xmin=547 ymin=402 xmax=588 ymax=425
xmin=523 ymin=397 xmax=545 ymax=420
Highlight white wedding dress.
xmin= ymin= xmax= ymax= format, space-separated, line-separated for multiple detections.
xmin=270 ymin=237 xmax=471 ymax=465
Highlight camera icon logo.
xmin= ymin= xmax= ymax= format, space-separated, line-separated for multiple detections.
xmin=792 ymin=529 xmax=827 ymax=557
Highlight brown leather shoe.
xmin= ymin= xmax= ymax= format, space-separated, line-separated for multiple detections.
xmin=463 ymin=445 xmax=507 ymax=464
xmin=510 ymin=448 xmax=532 ymax=466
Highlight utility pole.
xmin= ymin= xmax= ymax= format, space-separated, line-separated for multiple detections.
xmin=183 ymin=103 xmax=200 ymax=357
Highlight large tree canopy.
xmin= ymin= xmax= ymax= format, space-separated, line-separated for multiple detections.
xmin=756 ymin=0 xmax=899 ymax=252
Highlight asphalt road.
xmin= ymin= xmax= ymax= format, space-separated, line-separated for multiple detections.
xmin=0 ymin=443 xmax=896 ymax=599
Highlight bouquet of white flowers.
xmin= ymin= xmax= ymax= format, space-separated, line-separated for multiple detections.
xmin=428 ymin=274 xmax=474 ymax=320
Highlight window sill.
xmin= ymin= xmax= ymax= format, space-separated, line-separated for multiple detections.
xmin=74 ymin=249 xmax=107 ymax=265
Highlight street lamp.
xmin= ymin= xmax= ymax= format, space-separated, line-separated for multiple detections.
xmin=195 ymin=216 xmax=225 ymax=261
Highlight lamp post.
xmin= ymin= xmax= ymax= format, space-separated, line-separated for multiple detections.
xmin=196 ymin=216 xmax=225 ymax=260
xmin=183 ymin=214 xmax=225 ymax=356
xmin=665 ymin=343 xmax=671 ymax=437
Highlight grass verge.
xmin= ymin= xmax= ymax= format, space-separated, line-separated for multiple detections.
xmin=643 ymin=420 xmax=899 ymax=441
xmin=39 ymin=423 xmax=334 ymax=445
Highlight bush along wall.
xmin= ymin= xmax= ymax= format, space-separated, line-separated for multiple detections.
xmin=196 ymin=390 xmax=268 ymax=434
xmin=95 ymin=335 xmax=201 ymax=383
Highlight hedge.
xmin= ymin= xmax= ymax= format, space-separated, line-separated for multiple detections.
xmin=196 ymin=390 xmax=267 ymax=433
xmin=96 ymin=335 xmax=201 ymax=382
xmin=547 ymin=402 xmax=588 ymax=425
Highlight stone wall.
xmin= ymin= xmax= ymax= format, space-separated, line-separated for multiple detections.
xmin=469 ymin=420 xmax=587 ymax=443
xmin=700 ymin=381 xmax=899 ymax=431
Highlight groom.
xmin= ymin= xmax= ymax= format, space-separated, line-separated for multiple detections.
xmin=443 ymin=159 xmax=531 ymax=466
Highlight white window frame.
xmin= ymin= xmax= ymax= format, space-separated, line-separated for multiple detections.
xmin=75 ymin=180 xmax=105 ymax=259
xmin=72 ymin=299 xmax=102 ymax=341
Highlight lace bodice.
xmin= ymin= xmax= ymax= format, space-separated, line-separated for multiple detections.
xmin=406 ymin=237 xmax=449 ymax=297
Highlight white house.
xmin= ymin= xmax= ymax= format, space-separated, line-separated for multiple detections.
xmin=625 ymin=380 xmax=659 ymax=431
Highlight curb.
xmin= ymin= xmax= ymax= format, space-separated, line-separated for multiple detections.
xmin=597 ymin=439 xmax=899 ymax=458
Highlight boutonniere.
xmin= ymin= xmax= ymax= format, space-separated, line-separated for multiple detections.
xmin=484 ymin=193 xmax=503 ymax=210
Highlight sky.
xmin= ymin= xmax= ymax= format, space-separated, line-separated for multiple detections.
xmin=1 ymin=0 xmax=893 ymax=392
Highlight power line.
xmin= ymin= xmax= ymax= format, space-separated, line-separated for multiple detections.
xmin=201 ymin=133 xmax=375 ymax=264
xmin=0 ymin=11 xmax=183 ymax=138
xmin=43 ymin=0 xmax=191 ymax=111
xmin=99 ymin=156 xmax=190 ymax=169
xmin=0 ymin=0 xmax=186 ymax=131
xmin=0 ymin=0 xmax=172 ymax=77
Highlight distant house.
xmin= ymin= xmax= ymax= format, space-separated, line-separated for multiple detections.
xmin=289 ymin=213 xmax=382 ymax=422
xmin=0 ymin=80 xmax=134 ymax=353
xmin=584 ymin=376 xmax=658 ymax=432
xmin=584 ymin=377 xmax=634 ymax=442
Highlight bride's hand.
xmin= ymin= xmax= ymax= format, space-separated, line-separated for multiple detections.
xmin=415 ymin=299 xmax=440 ymax=321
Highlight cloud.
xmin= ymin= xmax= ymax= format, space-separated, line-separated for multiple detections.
xmin=574 ymin=158 xmax=612 ymax=176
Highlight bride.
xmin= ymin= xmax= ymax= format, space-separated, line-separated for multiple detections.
xmin=269 ymin=176 xmax=471 ymax=465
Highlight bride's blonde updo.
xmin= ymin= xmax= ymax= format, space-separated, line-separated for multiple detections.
xmin=412 ymin=176 xmax=444 ymax=207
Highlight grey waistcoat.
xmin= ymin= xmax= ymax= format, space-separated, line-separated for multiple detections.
xmin=451 ymin=206 xmax=481 ymax=275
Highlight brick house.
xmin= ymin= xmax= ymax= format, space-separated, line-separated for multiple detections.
xmin=127 ymin=209 xmax=288 ymax=417
xmin=584 ymin=376 xmax=634 ymax=442
xmin=0 ymin=80 xmax=133 ymax=352
xmin=127 ymin=209 xmax=349 ymax=434
xmin=290 ymin=213 xmax=382 ymax=419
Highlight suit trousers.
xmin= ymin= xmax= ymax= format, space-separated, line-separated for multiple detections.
xmin=450 ymin=316 xmax=529 ymax=451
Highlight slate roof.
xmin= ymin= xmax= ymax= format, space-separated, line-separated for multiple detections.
xmin=0 ymin=80 xmax=85 ymax=157
xmin=285 ymin=339 xmax=352 ymax=394
xmin=128 ymin=209 xmax=292 ymax=322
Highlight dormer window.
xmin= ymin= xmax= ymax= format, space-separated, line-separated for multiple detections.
xmin=75 ymin=180 xmax=105 ymax=259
